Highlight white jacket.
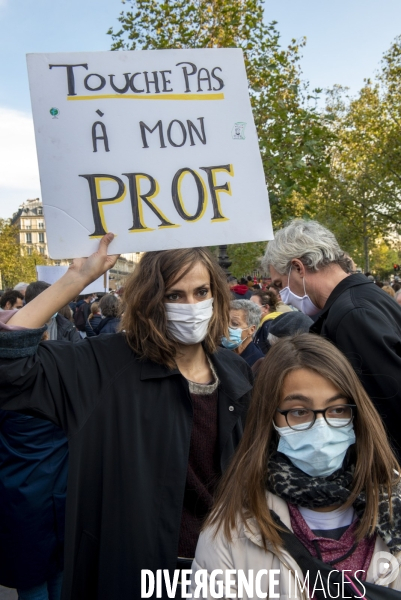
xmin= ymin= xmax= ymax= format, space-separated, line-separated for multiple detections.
xmin=191 ymin=492 xmax=401 ymax=599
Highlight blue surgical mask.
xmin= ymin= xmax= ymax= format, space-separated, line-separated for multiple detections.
xmin=273 ymin=417 xmax=356 ymax=477
xmin=221 ymin=326 xmax=247 ymax=350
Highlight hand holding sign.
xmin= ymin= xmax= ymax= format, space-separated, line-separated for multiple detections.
xmin=66 ymin=233 xmax=119 ymax=287
xmin=8 ymin=234 xmax=119 ymax=330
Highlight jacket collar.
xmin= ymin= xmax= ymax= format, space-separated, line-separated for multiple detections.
xmin=140 ymin=359 xmax=180 ymax=381
xmin=140 ymin=347 xmax=252 ymax=402
xmin=313 ymin=274 xmax=373 ymax=322
xmin=258 ymin=312 xmax=281 ymax=328
xmin=209 ymin=348 xmax=252 ymax=401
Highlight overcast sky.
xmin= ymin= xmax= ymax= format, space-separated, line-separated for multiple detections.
xmin=0 ymin=0 xmax=400 ymax=218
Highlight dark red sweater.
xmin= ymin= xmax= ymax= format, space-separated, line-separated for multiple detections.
xmin=178 ymin=387 xmax=220 ymax=558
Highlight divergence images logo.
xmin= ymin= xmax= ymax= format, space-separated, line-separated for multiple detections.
xmin=50 ymin=107 xmax=59 ymax=119
xmin=372 ymin=551 xmax=400 ymax=586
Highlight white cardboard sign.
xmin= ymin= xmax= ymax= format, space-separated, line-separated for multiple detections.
xmin=27 ymin=49 xmax=272 ymax=259
xmin=36 ymin=266 xmax=108 ymax=294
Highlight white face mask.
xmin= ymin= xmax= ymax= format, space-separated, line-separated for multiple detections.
xmin=279 ymin=268 xmax=320 ymax=316
xmin=165 ymin=298 xmax=213 ymax=345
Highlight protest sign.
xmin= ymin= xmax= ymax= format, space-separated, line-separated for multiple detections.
xmin=36 ymin=265 xmax=108 ymax=293
xmin=27 ymin=49 xmax=272 ymax=259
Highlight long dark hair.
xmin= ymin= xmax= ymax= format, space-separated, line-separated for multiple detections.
xmin=205 ymin=334 xmax=400 ymax=547
xmin=120 ymin=248 xmax=231 ymax=368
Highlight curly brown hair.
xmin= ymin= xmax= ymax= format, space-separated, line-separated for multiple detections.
xmin=120 ymin=248 xmax=231 ymax=368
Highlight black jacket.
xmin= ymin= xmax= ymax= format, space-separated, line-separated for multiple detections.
xmin=94 ymin=316 xmax=120 ymax=335
xmin=310 ymin=274 xmax=401 ymax=457
xmin=85 ymin=315 xmax=102 ymax=337
xmin=56 ymin=313 xmax=80 ymax=343
xmin=0 ymin=331 xmax=252 ymax=600
xmin=240 ymin=341 xmax=265 ymax=367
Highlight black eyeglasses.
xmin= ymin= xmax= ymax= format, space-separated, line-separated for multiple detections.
xmin=276 ymin=404 xmax=357 ymax=431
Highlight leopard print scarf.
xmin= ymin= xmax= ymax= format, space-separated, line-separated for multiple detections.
xmin=267 ymin=451 xmax=401 ymax=555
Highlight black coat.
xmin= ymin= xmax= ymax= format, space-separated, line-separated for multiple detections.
xmin=56 ymin=313 xmax=80 ymax=343
xmin=0 ymin=332 xmax=252 ymax=600
xmin=254 ymin=320 xmax=273 ymax=354
xmin=310 ymin=274 xmax=401 ymax=457
xmin=93 ymin=316 xmax=120 ymax=335
xmin=85 ymin=314 xmax=102 ymax=337
xmin=239 ymin=341 xmax=265 ymax=367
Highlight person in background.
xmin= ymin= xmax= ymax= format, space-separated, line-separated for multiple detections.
xmin=229 ymin=277 xmax=253 ymax=300
xmin=25 ymin=282 xmax=80 ymax=343
xmin=0 ymin=290 xmax=24 ymax=311
xmin=58 ymin=305 xmax=74 ymax=323
xmin=267 ymin=284 xmax=294 ymax=313
xmin=251 ymin=312 xmax=314 ymax=376
xmin=0 ymin=287 xmax=77 ymax=600
xmin=267 ymin=311 xmax=314 ymax=346
xmin=246 ymin=275 xmax=254 ymax=289
xmin=222 ymin=299 xmax=264 ymax=367
xmin=73 ymin=294 xmax=93 ymax=337
xmin=382 ymin=285 xmax=396 ymax=298
xmin=193 ymin=335 xmax=401 ymax=597
xmin=85 ymin=302 xmax=102 ymax=337
xmin=93 ymin=294 xmax=121 ymax=335
xmin=395 ymin=289 xmax=401 ymax=307
xmin=13 ymin=282 xmax=29 ymax=298
xmin=264 ymin=218 xmax=401 ymax=460
xmin=249 ymin=290 xmax=281 ymax=354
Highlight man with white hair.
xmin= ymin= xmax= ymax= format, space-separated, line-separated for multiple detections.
xmin=263 ymin=219 xmax=401 ymax=458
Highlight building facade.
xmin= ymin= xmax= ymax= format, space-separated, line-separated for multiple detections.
xmin=11 ymin=198 xmax=57 ymax=260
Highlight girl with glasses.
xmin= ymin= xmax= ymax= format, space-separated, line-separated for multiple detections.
xmin=192 ymin=334 xmax=401 ymax=597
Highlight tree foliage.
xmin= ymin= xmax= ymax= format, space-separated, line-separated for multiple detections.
xmin=108 ymin=4 xmax=401 ymax=276
xmin=108 ymin=0 xmax=333 ymax=227
xmin=308 ymin=37 xmax=401 ymax=273
xmin=0 ymin=220 xmax=47 ymax=289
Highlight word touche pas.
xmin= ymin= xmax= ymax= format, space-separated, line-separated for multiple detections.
xmin=49 ymin=62 xmax=225 ymax=96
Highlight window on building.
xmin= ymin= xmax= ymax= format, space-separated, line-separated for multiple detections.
xmin=37 ymin=207 xmax=43 ymax=215
xmin=55 ymin=261 xmax=61 ymax=266
xmin=39 ymin=232 xmax=45 ymax=243
xmin=27 ymin=247 xmax=33 ymax=256
xmin=38 ymin=222 xmax=44 ymax=229
xmin=39 ymin=247 xmax=45 ymax=255
xmin=26 ymin=233 xmax=32 ymax=243
xmin=25 ymin=220 xmax=31 ymax=230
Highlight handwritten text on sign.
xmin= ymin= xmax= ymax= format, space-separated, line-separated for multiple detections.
xmin=27 ymin=49 xmax=272 ymax=259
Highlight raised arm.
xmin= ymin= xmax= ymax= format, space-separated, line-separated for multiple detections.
xmin=8 ymin=233 xmax=119 ymax=329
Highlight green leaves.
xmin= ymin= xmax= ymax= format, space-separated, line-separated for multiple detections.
xmin=312 ymin=40 xmax=401 ymax=272
xmin=107 ymin=1 xmax=401 ymax=275
xmin=108 ymin=0 xmax=333 ymax=232
xmin=0 ymin=220 xmax=48 ymax=289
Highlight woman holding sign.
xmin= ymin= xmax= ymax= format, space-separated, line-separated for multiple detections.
xmin=0 ymin=233 xmax=253 ymax=600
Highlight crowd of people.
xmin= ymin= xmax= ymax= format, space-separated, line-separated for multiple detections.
xmin=0 ymin=218 xmax=400 ymax=599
